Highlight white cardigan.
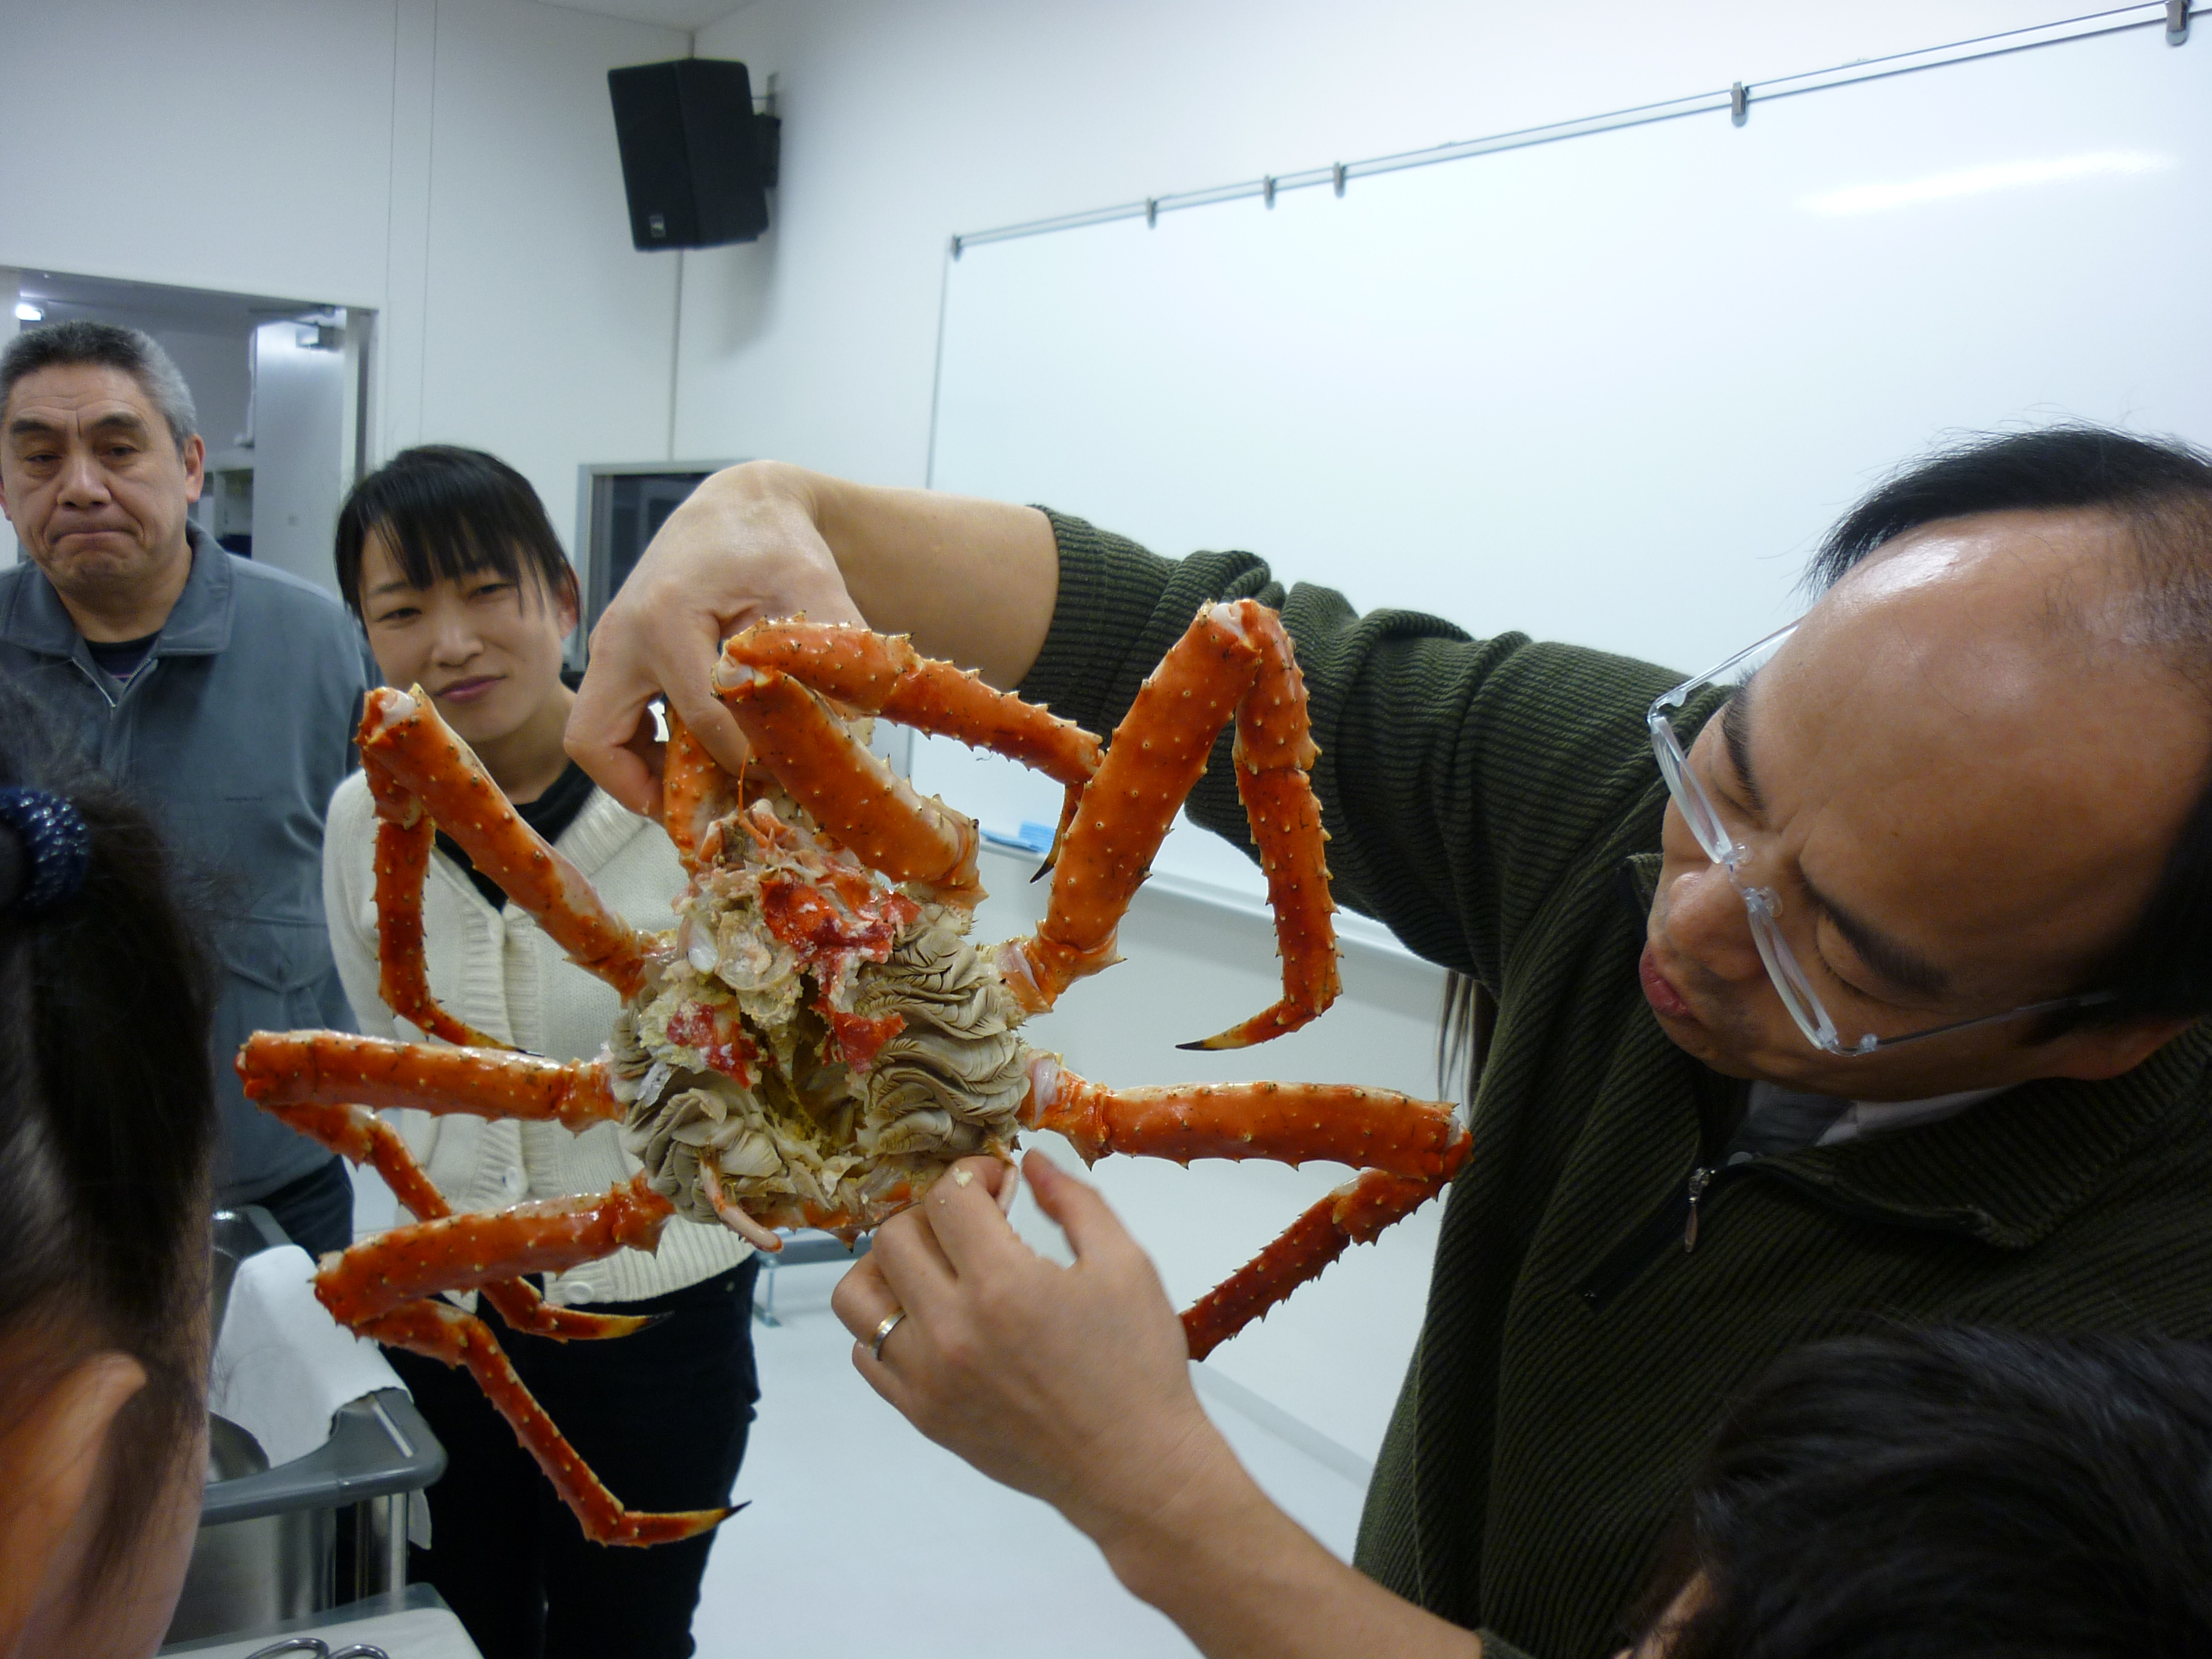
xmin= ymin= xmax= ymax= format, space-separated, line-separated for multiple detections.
xmin=324 ymin=770 xmax=750 ymax=1307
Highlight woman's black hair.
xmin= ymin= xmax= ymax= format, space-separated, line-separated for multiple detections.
xmin=1626 ymin=1327 xmax=2212 ymax=1659
xmin=1807 ymin=424 xmax=2212 ymax=1033
xmin=0 ymin=682 xmax=218 ymax=1597
xmin=333 ymin=443 xmax=580 ymax=621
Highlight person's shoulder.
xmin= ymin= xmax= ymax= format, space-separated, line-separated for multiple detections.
xmin=326 ymin=768 xmax=375 ymax=829
xmin=226 ymin=553 xmax=347 ymax=612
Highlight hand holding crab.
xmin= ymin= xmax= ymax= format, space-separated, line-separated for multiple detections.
xmin=238 ymin=598 xmax=1468 ymax=1547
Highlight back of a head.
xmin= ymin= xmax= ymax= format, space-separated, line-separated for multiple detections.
xmin=0 ymin=680 xmax=218 ymax=1604
xmin=1651 ymin=1327 xmax=2212 ymax=1659
xmin=1806 ymin=425 xmax=2212 ymax=1031
xmin=332 ymin=443 xmax=578 ymax=620
xmin=0 ymin=318 xmax=199 ymax=454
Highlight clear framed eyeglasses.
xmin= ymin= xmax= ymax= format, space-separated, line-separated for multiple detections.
xmin=1647 ymin=623 xmax=2115 ymax=1057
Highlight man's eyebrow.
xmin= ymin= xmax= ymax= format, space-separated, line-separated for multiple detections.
xmin=1800 ymin=875 xmax=1952 ymax=1002
xmin=6 ymin=414 xmax=61 ymax=438
xmin=1720 ymin=686 xmax=1766 ymax=817
xmin=367 ymin=578 xmax=421 ymax=597
xmin=84 ymin=409 xmax=151 ymax=434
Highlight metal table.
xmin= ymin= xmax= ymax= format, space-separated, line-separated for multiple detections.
xmin=167 ymin=1210 xmax=447 ymax=1646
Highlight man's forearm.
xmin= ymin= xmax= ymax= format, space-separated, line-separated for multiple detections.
xmin=704 ymin=461 xmax=1060 ymax=688
xmin=1095 ymin=1433 xmax=1483 ymax=1659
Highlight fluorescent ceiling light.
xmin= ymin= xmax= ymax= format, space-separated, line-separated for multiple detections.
xmin=1800 ymin=150 xmax=2172 ymax=216
xmin=13 ymin=302 xmax=42 ymax=321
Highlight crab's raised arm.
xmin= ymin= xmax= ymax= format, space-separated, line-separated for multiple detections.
xmin=360 ymin=686 xmax=654 ymax=996
xmin=710 ymin=605 xmax=1341 ymax=1050
xmin=1008 ymin=598 xmax=1341 ymax=1048
xmin=711 ymin=619 xmax=1107 ymax=905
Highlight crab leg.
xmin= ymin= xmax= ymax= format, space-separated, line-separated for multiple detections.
xmin=717 ymin=620 xmax=1109 ymax=883
xmin=361 ymin=749 xmax=510 ymax=1050
xmin=315 ymin=1175 xmax=675 ymax=1326
xmin=1180 ymin=1170 xmax=1447 ymax=1361
xmin=260 ymin=1098 xmax=649 ymax=1341
xmin=999 ymin=600 xmax=1340 ymax=1047
xmin=360 ymin=687 xmax=650 ymax=997
xmin=362 ymin=1297 xmax=731 ymax=1546
xmin=723 ymin=619 xmax=1103 ymax=787
xmin=712 ymin=661 xmax=985 ymax=903
xmin=663 ymin=709 xmax=741 ymax=872
xmin=1021 ymin=1059 xmax=1464 ymax=1183
xmin=1019 ymin=1058 xmax=1469 ymax=1359
xmin=239 ymin=1032 xmax=621 ymax=1133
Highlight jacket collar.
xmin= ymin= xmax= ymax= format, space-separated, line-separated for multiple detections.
xmin=1619 ymin=852 xmax=2212 ymax=1250
xmin=0 ymin=524 xmax=234 ymax=661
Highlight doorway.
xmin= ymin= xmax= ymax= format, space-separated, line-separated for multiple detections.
xmin=4 ymin=268 xmax=372 ymax=597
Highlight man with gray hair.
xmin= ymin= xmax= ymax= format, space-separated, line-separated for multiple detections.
xmin=0 ymin=320 xmax=372 ymax=1253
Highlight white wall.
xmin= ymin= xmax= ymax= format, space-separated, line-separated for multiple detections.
xmin=677 ymin=0 xmax=2113 ymax=485
xmin=0 ymin=0 xmax=690 ymax=553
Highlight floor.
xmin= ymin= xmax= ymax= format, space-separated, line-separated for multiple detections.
xmin=687 ymin=1255 xmax=1369 ymax=1658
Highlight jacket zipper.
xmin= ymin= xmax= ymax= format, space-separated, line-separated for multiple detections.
xmin=1579 ymin=1155 xmax=1992 ymax=1312
xmin=1579 ymin=1162 xmax=1739 ymax=1311
xmin=1683 ymin=1166 xmax=1712 ymax=1252
xmin=71 ymin=655 xmax=122 ymax=711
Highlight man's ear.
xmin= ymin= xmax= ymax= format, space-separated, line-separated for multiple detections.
xmin=181 ymin=433 xmax=206 ymax=504
xmin=0 ymin=1353 xmax=147 ymax=1659
xmin=2040 ymin=1014 xmax=2197 ymax=1082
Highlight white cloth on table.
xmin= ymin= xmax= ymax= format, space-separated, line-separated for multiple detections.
xmin=207 ymin=1244 xmax=404 ymax=1469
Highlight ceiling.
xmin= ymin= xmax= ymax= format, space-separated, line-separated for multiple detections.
xmin=528 ymin=0 xmax=757 ymax=29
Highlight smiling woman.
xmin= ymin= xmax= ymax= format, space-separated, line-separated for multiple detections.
xmin=326 ymin=445 xmax=756 ymax=1659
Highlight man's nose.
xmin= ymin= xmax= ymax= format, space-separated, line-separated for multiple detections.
xmin=55 ymin=447 xmax=113 ymax=506
xmin=1663 ymin=864 xmax=1766 ymax=984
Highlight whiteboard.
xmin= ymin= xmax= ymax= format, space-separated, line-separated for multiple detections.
xmin=924 ymin=18 xmax=2212 ymax=900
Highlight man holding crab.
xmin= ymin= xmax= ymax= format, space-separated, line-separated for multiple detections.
xmin=568 ymin=430 xmax=2212 ymax=1659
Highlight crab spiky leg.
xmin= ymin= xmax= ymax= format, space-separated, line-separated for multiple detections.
xmin=723 ymin=618 xmax=1105 ymax=864
xmin=1020 ymin=1059 xmax=1464 ymax=1183
xmin=360 ymin=687 xmax=651 ymax=996
xmin=724 ymin=620 xmax=1104 ymax=789
xmin=663 ymin=709 xmax=742 ymax=872
xmin=1020 ymin=1058 xmax=1469 ymax=1359
xmin=259 ymin=1098 xmax=649 ymax=1341
xmin=1000 ymin=600 xmax=1341 ymax=1048
xmin=314 ymin=1175 xmax=677 ymax=1326
xmin=362 ymin=1297 xmax=731 ymax=1546
xmin=712 ymin=660 xmax=986 ymax=903
xmin=361 ymin=748 xmax=509 ymax=1050
xmin=239 ymin=1032 xmax=622 ymax=1132
xmin=1179 ymin=1170 xmax=1447 ymax=1361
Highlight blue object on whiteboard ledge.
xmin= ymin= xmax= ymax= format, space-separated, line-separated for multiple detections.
xmin=980 ymin=821 xmax=1055 ymax=854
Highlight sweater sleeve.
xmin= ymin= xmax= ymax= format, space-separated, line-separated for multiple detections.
xmin=1017 ymin=512 xmax=1683 ymax=985
xmin=322 ymin=771 xmax=400 ymax=1042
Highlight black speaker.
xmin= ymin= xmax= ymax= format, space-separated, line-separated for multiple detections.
xmin=608 ymin=59 xmax=778 ymax=250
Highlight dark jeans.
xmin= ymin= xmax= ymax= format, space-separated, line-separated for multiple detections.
xmin=386 ymin=1260 xmax=761 ymax=1659
xmin=255 ymin=1155 xmax=354 ymax=1258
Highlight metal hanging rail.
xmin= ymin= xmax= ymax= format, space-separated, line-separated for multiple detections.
xmin=947 ymin=2 xmax=2191 ymax=258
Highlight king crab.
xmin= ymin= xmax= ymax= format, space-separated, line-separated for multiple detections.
xmin=238 ymin=602 xmax=1470 ymax=1544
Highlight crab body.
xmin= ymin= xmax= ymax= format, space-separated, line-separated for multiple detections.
xmin=237 ymin=604 xmax=1469 ymax=1547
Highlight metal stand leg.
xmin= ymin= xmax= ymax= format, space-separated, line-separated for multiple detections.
xmin=752 ymin=1261 xmax=780 ymax=1327
xmin=349 ymin=1495 xmax=408 ymax=1598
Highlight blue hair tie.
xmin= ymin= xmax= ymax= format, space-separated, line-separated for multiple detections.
xmin=0 ymin=788 xmax=92 ymax=915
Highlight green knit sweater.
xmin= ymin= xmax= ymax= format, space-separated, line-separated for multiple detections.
xmin=1018 ymin=512 xmax=2212 ymax=1659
